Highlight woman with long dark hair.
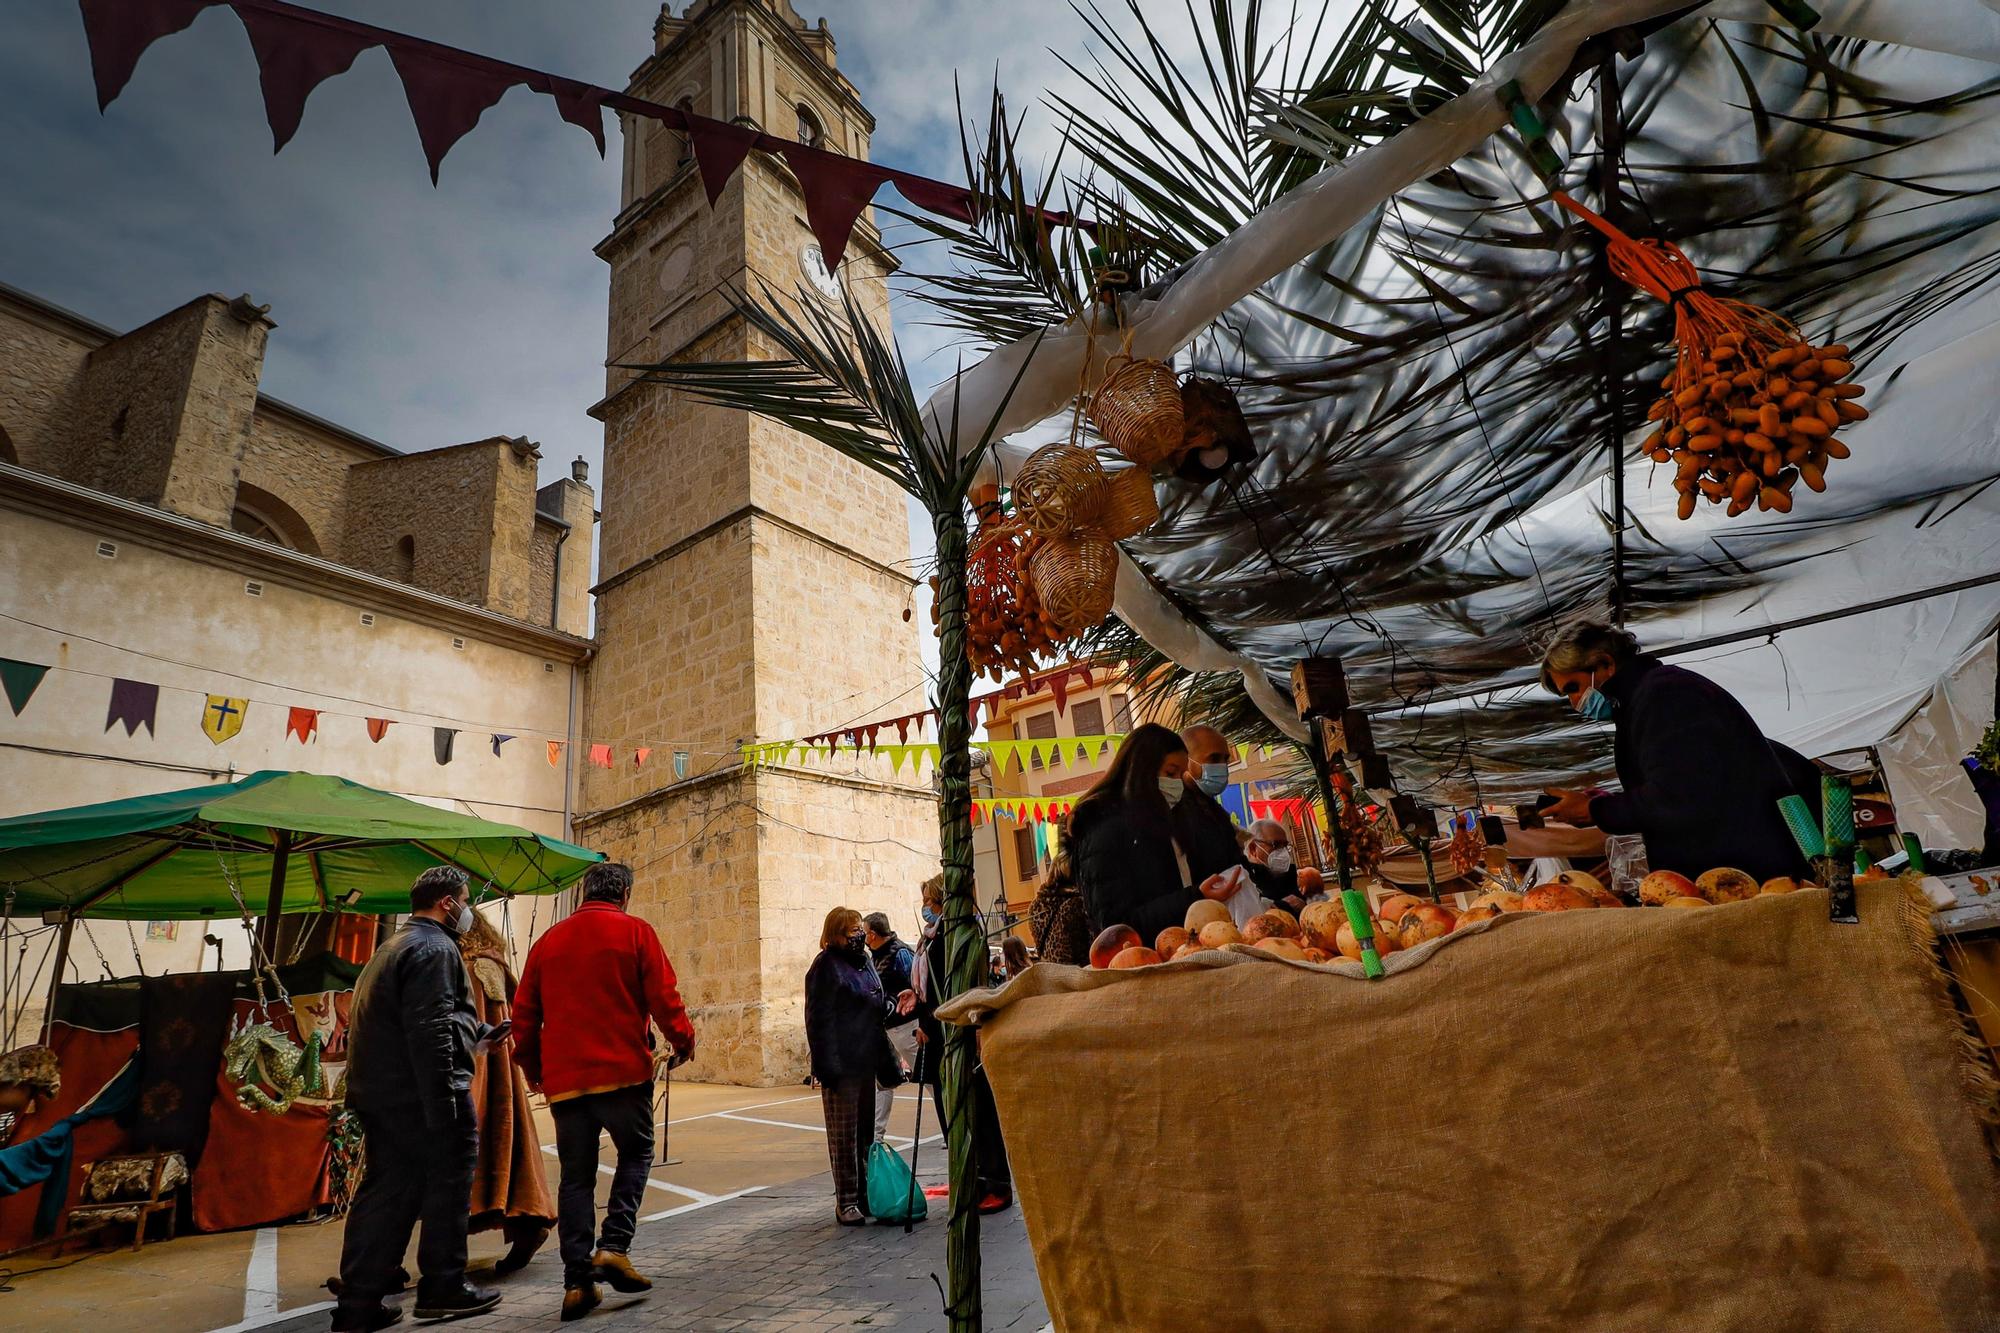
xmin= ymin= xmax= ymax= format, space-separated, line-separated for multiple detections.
xmin=1067 ymin=722 xmax=1237 ymax=940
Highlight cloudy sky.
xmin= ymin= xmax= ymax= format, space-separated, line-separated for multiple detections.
xmin=0 ymin=0 xmax=1109 ymax=499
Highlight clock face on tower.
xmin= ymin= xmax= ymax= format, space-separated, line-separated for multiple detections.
xmin=799 ymin=243 xmax=842 ymax=301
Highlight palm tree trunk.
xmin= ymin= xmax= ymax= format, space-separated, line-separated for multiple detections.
xmin=930 ymin=502 xmax=983 ymax=1332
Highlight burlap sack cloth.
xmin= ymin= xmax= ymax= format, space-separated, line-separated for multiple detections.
xmin=940 ymin=884 xmax=2000 ymax=1331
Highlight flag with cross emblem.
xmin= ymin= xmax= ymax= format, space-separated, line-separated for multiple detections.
xmin=202 ymin=694 xmax=248 ymax=745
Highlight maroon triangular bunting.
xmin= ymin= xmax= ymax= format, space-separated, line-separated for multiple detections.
xmin=387 ymin=42 xmax=519 ymax=184
xmin=1049 ymin=671 xmax=1070 ymax=716
xmin=78 ymin=0 xmax=221 ymax=112
xmin=892 ymin=175 xmax=976 ymax=225
xmin=531 ymin=73 xmax=607 ymax=156
xmin=686 ymin=114 xmax=760 ymax=208
xmin=779 ymin=143 xmax=890 ymax=270
xmin=235 ymin=3 xmax=379 ymax=152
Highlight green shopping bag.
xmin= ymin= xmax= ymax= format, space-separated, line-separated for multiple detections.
xmin=865 ymin=1141 xmax=927 ymax=1225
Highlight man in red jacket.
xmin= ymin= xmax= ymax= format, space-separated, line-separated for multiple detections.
xmin=513 ymin=862 xmax=694 ymax=1322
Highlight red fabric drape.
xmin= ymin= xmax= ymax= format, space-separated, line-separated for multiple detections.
xmin=0 ymin=1025 xmax=141 ymax=1256
xmin=189 ymin=995 xmax=342 ymax=1231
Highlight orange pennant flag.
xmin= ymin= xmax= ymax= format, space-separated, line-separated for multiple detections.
xmin=365 ymin=717 xmax=391 ymax=743
xmin=286 ymin=706 xmax=319 ymax=743
xmin=634 ymin=747 xmax=653 ymax=768
xmin=589 ymin=743 xmax=613 ymax=769
xmin=547 ymin=740 xmax=564 ymax=767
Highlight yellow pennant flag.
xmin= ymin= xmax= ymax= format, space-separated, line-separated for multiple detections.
xmin=1031 ymin=739 xmax=1058 ymax=769
xmin=201 ymin=694 xmax=247 ymax=745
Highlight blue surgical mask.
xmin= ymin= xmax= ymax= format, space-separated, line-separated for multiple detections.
xmin=1577 ymin=669 xmax=1616 ymax=723
xmin=1158 ymin=776 xmax=1186 ymax=807
xmin=1195 ymin=762 xmax=1230 ymax=797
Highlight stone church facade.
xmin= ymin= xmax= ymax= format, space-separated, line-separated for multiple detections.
xmin=1 ymin=0 xmax=937 ymax=1085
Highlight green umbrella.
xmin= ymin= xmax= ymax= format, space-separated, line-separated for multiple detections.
xmin=0 ymin=770 xmax=602 ymax=921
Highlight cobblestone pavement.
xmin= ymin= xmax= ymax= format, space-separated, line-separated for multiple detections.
xmin=251 ymin=1159 xmax=1047 ymax=1333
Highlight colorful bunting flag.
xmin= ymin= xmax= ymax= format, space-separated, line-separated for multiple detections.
xmin=286 ymin=706 xmax=319 ymax=744
xmin=635 ymin=746 xmax=652 ymax=768
xmin=547 ymin=740 xmax=564 ymax=767
xmin=202 ymin=694 xmax=248 ymax=745
xmin=434 ymin=728 xmax=457 ymax=765
xmin=76 ymin=0 xmax=219 ymax=112
xmin=106 ymin=678 xmax=159 ymax=736
xmin=673 ymin=750 xmax=690 ymax=779
xmin=234 ymin=0 xmax=377 ymax=151
xmin=490 ymin=733 xmax=513 ymax=757
xmin=365 ymin=717 xmax=392 ymax=743
xmin=588 ymin=743 xmax=614 ymax=769
xmin=386 ymin=41 xmax=519 ymax=184
xmin=0 ymin=659 xmax=50 ymax=717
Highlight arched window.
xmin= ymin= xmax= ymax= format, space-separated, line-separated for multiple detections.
xmin=229 ymin=482 xmax=321 ymax=555
xmin=395 ymin=535 xmax=416 ymax=583
xmin=795 ymin=103 xmax=822 ymax=148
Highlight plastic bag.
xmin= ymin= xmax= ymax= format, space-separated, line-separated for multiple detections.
xmin=865 ymin=1141 xmax=927 ymax=1225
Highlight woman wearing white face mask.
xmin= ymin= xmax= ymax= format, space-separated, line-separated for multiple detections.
xmin=1066 ymin=723 xmax=1239 ymax=943
xmin=1538 ymin=621 xmax=1820 ymax=883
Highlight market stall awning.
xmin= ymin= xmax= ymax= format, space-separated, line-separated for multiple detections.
xmin=929 ymin=0 xmax=2000 ymax=823
xmin=0 ymin=770 xmax=601 ymax=919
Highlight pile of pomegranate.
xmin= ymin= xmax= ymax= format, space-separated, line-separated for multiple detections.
xmin=1078 ymin=868 xmax=1818 ymax=972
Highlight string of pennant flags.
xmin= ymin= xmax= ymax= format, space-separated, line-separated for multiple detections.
xmin=741 ymin=734 xmax=1291 ymax=778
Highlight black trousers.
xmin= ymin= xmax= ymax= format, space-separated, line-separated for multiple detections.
xmin=551 ymin=1083 xmax=654 ymax=1285
xmin=923 ymin=1050 xmax=1011 ymax=1197
xmin=337 ymin=1093 xmax=477 ymax=1306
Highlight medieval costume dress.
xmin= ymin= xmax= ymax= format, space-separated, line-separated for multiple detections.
xmin=459 ymin=919 xmax=555 ymax=1273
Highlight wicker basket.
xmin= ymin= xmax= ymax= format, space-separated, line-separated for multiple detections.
xmin=1098 ymin=466 xmax=1161 ymax=540
xmin=1089 ymin=355 xmax=1184 ymax=466
xmin=1029 ymin=532 xmax=1118 ymax=633
xmin=1011 ymin=444 xmax=1106 ymax=536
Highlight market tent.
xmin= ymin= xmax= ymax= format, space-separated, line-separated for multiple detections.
xmin=921 ymin=0 xmax=2000 ymax=833
xmin=0 ymin=770 xmax=602 ymax=920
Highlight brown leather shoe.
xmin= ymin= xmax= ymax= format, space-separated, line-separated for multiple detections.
xmin=591 ymin=1249 xmax=652 ymax=1293
xmin=560 ymin=1282 xmax=600 ymax=1322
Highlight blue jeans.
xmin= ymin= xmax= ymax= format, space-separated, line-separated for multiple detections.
xmin=550 ymin=1083 xmax=654 ymax=1285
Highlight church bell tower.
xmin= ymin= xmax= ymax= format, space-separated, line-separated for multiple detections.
xmin=579 ymin=0 xmax=938 ymax=1084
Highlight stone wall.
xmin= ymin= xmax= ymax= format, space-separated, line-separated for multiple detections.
xmin=536 ymin=474 xmax=597 ymax=636
xmin=340 ymin=438 xmax=541 ymax=614
xmin=576 ymin=764 xmax=934 ymax=1086
xmin=0 ymin=296 xmax=95 ymax=472
xmin=529 ymin=518 xmax=560 ymax=629
xmin=241 ymin=402 xmax=388 ymax=555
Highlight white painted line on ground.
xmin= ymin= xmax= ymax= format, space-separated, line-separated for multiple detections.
xmin=667 ymin=1093 xmax=819 ymax=1125
xmin=638 ymin=1185 xmax=766 ymax=1224
xmin=714 ymin=1111 xmax=830 ymax=1134
xmin=204 ymin=1298 xmax=335 ymax=1333
xmin=242 ymin=1227 xmax=280 ymax=1324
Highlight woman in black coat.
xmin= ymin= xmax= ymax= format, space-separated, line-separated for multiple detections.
xmin=804 ymin=906 xmax=911 ymax=1225
xmin=1541 ymin=622 xmax=1821 ymax=883
xmin=1066 ymin=723 xmax=1239 ymax=941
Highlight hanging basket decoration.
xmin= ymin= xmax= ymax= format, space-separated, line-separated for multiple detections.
xmin=1175 ymin=376 xmax=1256 ymax=483
xmin=1552 ymin=192 xmax=1867 ymax=520
xmin=945 ymin=515 xmax=1062 ymax=684
xmin=1011 ymin=443 xmax=1107 ymax=537
xmin=1098 ymin=465 xmax=1162 ymax=540
xmin=1089 ymin=354 xmax=1185 ymax=467
xmin=1029 ymin=532 xmax=1119 ymax=634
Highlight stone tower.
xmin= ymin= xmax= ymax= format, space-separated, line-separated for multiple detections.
xmin=580 ymin=0 xmax=938 ymax=1085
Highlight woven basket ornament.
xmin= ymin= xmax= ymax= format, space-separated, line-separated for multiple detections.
xmin=1089 ymin=354 xmax=1184 ymax=467
xmin=1011 ymin=444 xmax=1106 ymax=536
xmin=1098 ymin=465 xmax=1161 ymax=540
xmin=1029 ymin=533 xmax=1118 ymax=633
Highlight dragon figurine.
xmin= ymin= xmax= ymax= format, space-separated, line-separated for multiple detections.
xmin=223 ymin=1020 xmax=327 ymax=1114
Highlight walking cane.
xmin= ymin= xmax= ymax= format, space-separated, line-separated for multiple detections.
xmin=903 ymin=1046 xmax=927 ymax=1235
xmin=655 ymin=1060 xmax=682 ymax=1167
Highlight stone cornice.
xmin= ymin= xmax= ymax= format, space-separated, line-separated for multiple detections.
xmin=0 ymin=463 xmax=595 ymax=662
xmin=590 ymin=502 xmax=917 ymax=600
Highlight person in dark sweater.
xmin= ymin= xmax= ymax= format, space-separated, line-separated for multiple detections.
xmin=1540 ymin=622 xmax=1821 ymax=883
xmin=1068 ymin=723 xmax=1241 ymax=941
xmin=863 ymin=911 xmax=917 ymax=1146
xmin=804 ymin=907 xmax=912 ymax=1226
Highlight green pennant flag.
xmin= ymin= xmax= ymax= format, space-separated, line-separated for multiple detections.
xmin=0 ymin=659 xmax=50 ymax=717
xmin=884 ymin=743 xmax=911 ymax=775
xmin=1031 ymin=739 xmax=1057 ymax=769
xmin=1237 ymin=742 xmax=1254 ymax=765
xmin=983 ymin=740 xmax=1014 ymax=776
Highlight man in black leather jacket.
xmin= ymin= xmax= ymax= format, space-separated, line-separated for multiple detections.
xmin=332 ymin=866 xmax=502 ymax=1330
